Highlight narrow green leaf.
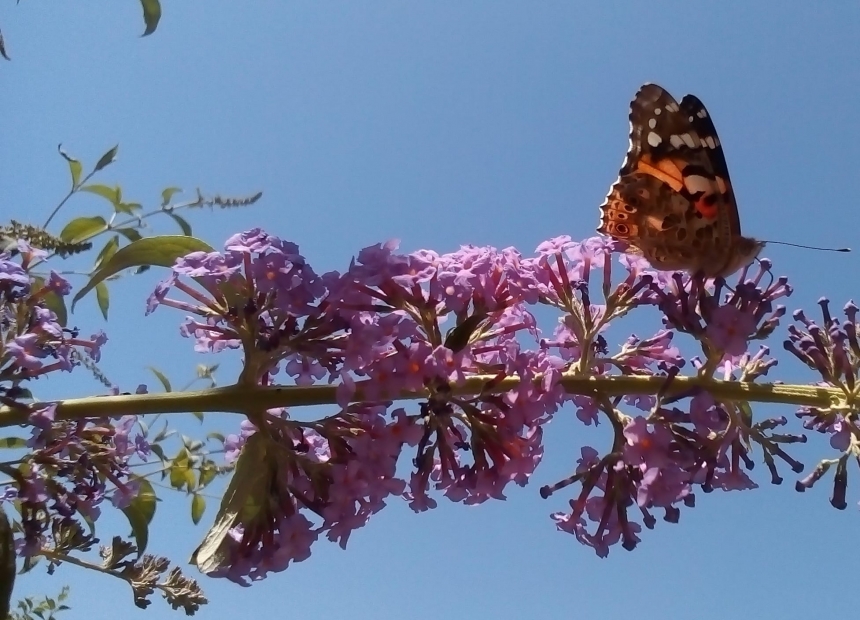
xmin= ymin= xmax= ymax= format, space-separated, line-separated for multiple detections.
xmin=59 ymin=215 xmax=107 ymax=243
xmin=95 ymin=235 xmax=120 ymax=269
xmin=116 ymin=227 xmax=142 ymax=243
xmin=93 ymin=144 xmax=119 ymax=172
xmin=191 ymin=494 xmax=206 ymax=525
xmin=31 ymin=276 xmax=68 ymax=327
xmin=121 ymin=478 xmax=157 ymax=554
xmin=198 ymin=461 xmax=218 ymax=488
xmin=114 ymin=202 xmax=141 ymax=215
xmin=57 ymin=144 xmax=82 ymax=189
xmin=71 ymin=235 xmax=214 ymax=310
xmin=207 ymin=432 xmax=225 ymax=444
xmin=95 ymin=282 xmax=110 ymax=320
xmin=150 ymin=444 xmax=166 ymax=462
xmin=80 ymin=183 xmax=120 ymax=205
xmin=191 ymin=411 xmax=204 ymax=422
xmin=140 ymin=0 xmax=162 ymax=36
xmin=161 ymin=186 xmax=182 ymax=205
xmin=168 ymin=212 xmax=192 ymax=236
xmin=0 ymin=437 xmax=26 ymax=449
xmin=147 ymin=367 xmax=172 ymax=391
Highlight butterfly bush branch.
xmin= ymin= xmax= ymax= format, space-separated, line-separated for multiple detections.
xmin=5 ymin=227 xmax=860 ymax=577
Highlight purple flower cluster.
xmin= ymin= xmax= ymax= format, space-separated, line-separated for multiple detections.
xmin=151 ymin=228 xmax=834 ymax=570
xmin=788 ymin=298 xmax=860 ymax=509
xmin=0 ymin=240 xmax=148 ymax=561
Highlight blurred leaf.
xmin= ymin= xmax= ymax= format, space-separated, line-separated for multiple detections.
xmin=161 ymin=186 xmax=182 ymax=205
xmin=116 ymin=227 xmax=142 ymax=243
xmin=0 ymin=29 xmax=9 ymax=61
xmin=93 ymin=144 xmax=118 ymax=172
xmin=140 ymin=0 xmax=162 ymax=36
xmin=121 ymin=478 xmax=157 ymax=554
xmin=191 ymin=494 xmax=206 ymax=525
xmin=0 ymin=505 xmax=14 ymax=618
xmin=59 ymin=216 xmax=107 ymax=244
xmin=95 ymin=282 xmax=110 ymax=320
xmin=80 ymin=184 xmax=120 ymax=205
xmin=184 ymin=468 xmax=196 ymax=491
xmin=148 ymin=367 xmax=172 ymax=392
xmin=114 ymin=201 xmax=142 ymax=215
xmin=71 ymin=235 xmax=214 ymax=310
xmin=57 ymin=144 xmax=82 ymax=188
xmin=0 ymin=437 xmax=26 ymax=449
xmin=169 ymin=449 xmax=190 ymax=490
xmin=168 ymin=212 xmax=192 ymax=236
xmin=198 ymin=461 xmax=217 ymax=488
xmin=31 ymin=276 xmax=68 ymax=327
xmin=149 ymin=444 xmax=166 ymax=462
xmin=191 ymin=411 xmax=204 ymax=422
xmin=207 ymin=432 xmax=225 ymax=444
xmin=94 ymin=235 xmax=119 ymax=269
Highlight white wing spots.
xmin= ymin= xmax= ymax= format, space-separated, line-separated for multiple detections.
xmin=688 ymin=116 xmax=695 ymax=122
xmin=670 ymin=134 xmax=685 ymax=148
xmin=654 ymin=108 xmax=662 ymax=115
xmin=665 ymin=102 xmax=680 ymax=112
xmin=647 ymin=131 xmax=663 ymax=147
xmin=648 ymin=118 xmax=657 ymax=129
xmin=681 ymin=133 xmax=697 ymax=148
xmin=684 ymin=174 xmax=714 ymax=194
xmin=715 ymin=176 xmax=728 ymax=194
xmin=704 ymin=136 xmax=717 ymax=149
xmin=697 ymin=109 xmax=708 ymax=118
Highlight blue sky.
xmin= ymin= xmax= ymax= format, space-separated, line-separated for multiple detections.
xmin=2 ymin=2 xmax=859 ymax=619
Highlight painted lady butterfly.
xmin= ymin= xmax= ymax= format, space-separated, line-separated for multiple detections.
xmin=598 ymin=83 xmax=764 ymax=277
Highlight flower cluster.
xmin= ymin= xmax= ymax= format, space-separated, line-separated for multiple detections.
xmin=153 ymin=229 xmax=808 ymax=570
xmin=788 ymin=298 xmax=860 ymax=509
xmin=0 ymin=240 xmax=149 ymax=564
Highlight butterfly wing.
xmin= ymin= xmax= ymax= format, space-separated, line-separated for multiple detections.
xmin=598 ymin=83 xmax=761 ymax=276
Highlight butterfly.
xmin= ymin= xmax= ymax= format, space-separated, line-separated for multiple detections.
xmin=598 ymin=83 xmax=764 ymax=277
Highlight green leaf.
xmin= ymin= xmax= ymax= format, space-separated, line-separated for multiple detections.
xmin=57 ymin=144 xmax=82 ymax=189
xmin=121 ymin=478 xmax=157 ymax=554
xmin=161 ymin=186 xmax=182 ymax=205
xmin=198 ymin=461 xmax=218 ymax=488
xmin=169 ymin=449 xmax=190 ymax=490
xmin=168 ymin=212 xmax=192 ymax=236
xmin=148 ymin=366 xmax=172 ymax=391
xmin=71 ymin=235 xmax=214 ymax=310
xmin=80 ymin=183 xmax=120 ymax=205
xmin=192 ymin=433 xmax=270 ymax=573
xmin=140 ymin=0 xmax=162 ymax=36
xmin=93 ymin=144 xmax=118 ymax=172
xmin=59 ymin=215 xmax=107 ymax=244
xmin=0 ymin=437 xmax=26 ymax=449
xmin=94 ymin=235 xmax=120 ymax=269
xmin=114 ymin=201 xmax=142 ymax=215
xmin=149 ymin=444 xmax=166 ymax=462
xmin=116 ymin=227 xmax=142 ymax=243
xmin=0 ymin=505 xmax=15 ymax=618
xmin=31 ymin=276 xmax=68 ymax=327
xmin=95 ymin=282 xmax=110 ymax=320
xmin=191 ymin=494 xmax=206 ymax=525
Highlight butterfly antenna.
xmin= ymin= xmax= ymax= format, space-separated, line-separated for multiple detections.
xmin=762 ymin=240 xmax=851 ymax=252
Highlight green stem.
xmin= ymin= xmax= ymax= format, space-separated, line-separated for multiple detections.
xmin=0 ymin=373 xmax=845 ymax=427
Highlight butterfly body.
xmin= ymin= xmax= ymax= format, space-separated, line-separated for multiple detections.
xmin=598 ymin=84 xmax=764 ymax=277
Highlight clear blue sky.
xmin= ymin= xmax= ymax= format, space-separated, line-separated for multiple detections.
xmin=2 ymin=2 xmax=859 ymax=619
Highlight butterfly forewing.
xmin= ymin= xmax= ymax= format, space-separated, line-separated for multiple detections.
xmin=598 ymin=83 xmax=763 ymax=277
